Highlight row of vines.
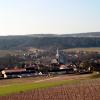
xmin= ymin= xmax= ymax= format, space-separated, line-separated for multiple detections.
xmin=0 ymin=79 xmax=100 ymax=100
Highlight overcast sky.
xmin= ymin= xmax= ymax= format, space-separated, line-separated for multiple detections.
xmin=0 ymin=0 xmax=100 ymax=36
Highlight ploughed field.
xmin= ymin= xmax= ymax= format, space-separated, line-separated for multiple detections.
xmin=0 ymin=76 xmax=100 ymax=100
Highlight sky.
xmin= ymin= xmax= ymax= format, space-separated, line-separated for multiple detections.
xmin=0 ymin=0 xmax=100 ymax=36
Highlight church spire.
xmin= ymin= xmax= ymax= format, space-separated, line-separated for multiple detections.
xmin=56 ymin=48 xmax=59 ymax=60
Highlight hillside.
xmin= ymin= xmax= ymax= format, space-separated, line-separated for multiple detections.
xmin=61 ymin=32 xmax=100 ymax=37
xmin=0 ymin=32 xmax=100 ymax=50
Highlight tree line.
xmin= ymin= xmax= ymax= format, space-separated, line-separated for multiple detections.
xmin=0 ymin=36 xmax=100 ymax=50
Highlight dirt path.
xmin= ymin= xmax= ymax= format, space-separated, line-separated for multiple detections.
xmin=0 ymin=74 xmax=91 ymax=87
xmin=34 ymin=74 xmax=91 ymax=83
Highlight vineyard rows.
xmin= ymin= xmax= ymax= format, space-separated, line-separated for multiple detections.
xmin=0 ymin=79 xmax=100 ymax=100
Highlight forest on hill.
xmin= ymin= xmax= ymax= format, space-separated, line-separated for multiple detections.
xmin=0 ymin=32 xmax=100 ymax=50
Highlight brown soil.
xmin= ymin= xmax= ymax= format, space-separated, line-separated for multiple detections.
xmin=0 ymin=79 xmax=100 ymax=100
xmin=0 ymin=74 xmax=100 ymax=100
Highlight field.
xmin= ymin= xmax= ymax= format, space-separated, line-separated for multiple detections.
xmin=0 ymin=48 xmax=43 ymax=57
xmin=0 ymin=75 xmax=88 ymax=96
xmin=0 ymin=47 xmax=100 ymax=57
xmin=0 ymin=50 xmax=25 ymax=57
xmin=0 ymin=79 xmax=99 ymax=100
xmin=63 ymin=47 xmax=100 ymax=52
xmin=0 ymin=74 xmax=100 ymax=100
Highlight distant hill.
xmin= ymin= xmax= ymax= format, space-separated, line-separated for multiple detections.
xmin=61 ymin=32 xmax=100 ymax=37
xmin=29 ymin=32 xmax=100 ymax=37
xmin=0 ymin=32 xmax=100 ymax=50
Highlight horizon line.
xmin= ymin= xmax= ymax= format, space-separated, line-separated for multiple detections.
xmin=0 ymin=31 xmax=99 ymax=36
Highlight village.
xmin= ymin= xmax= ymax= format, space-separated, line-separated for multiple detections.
xmin=0 ymin=48 xmax=100 ymax=79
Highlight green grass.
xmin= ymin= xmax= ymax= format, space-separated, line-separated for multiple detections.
xmin=0 ymin=79 xmax=80 ymax=96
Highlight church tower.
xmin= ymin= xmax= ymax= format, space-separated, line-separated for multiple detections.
xmin=56 ymin=48 xmax=60 ymax=62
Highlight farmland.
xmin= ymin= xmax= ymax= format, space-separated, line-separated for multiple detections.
xmin=0 ymin=79 xmax=100 ymax=100
xmin=0 ymin=74 xmax=100 ymax=100
xmin=0 ymin=74 xmax=88 ymax=96
xmin=63 ymin=47 xmax=100 ymax=52
xmin=0 ymin=50 xmax=25 ymax=57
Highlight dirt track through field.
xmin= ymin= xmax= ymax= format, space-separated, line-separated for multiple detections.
xmin=0 ymin=74 xmax=91 ymax=87
xmin=34 ymin=74 xmax=91 ymax=83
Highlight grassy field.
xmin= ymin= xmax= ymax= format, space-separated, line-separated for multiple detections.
xmin=0 ymin=75 xmax=100 ymax=100
xmin=0 ymin=79 xmax=81 ymax=96
xmin=0 ymin=74 xmax=90 ymax=96
xmin=64 ymin=47 xmax=100 ymax=52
